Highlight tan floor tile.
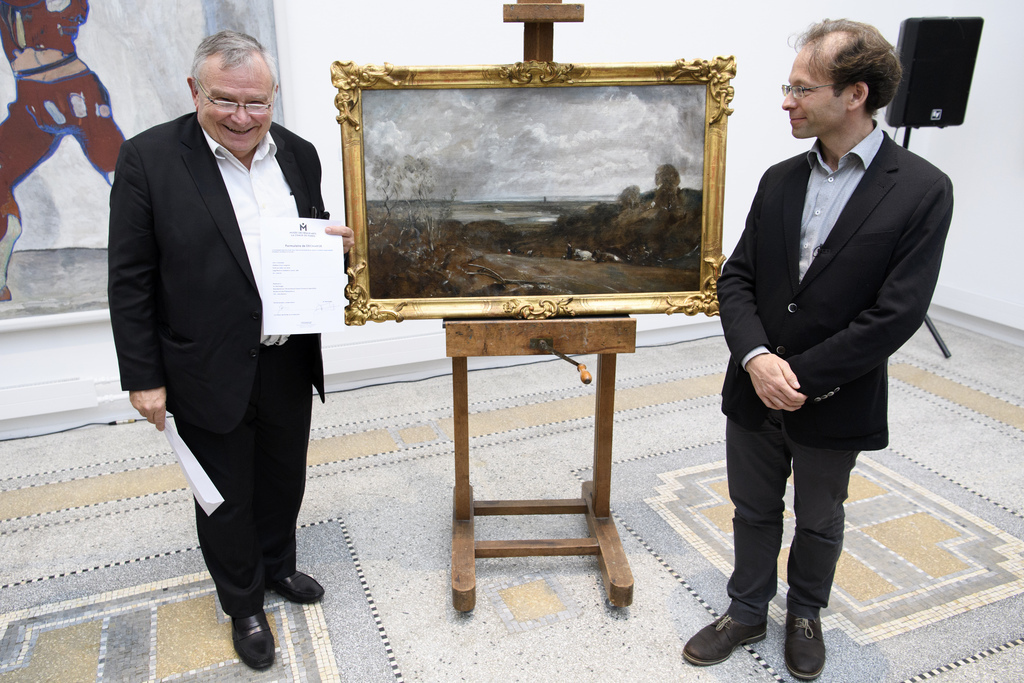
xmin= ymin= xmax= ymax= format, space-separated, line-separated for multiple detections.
xmin=890 ymin=363 xmax=1024 ymax=429
xmin=499 ymin=579 xmax=565 ymax=622
xmin=0 ymin=620 xmax=100 ymax=683
xmin=701 ymin=480 xmax=734 ymax=532
xmin=156 ymin=595 xmax=238 ymax=677
xmin=307 ymin=429 xmax=396 ymax=466
xmin=848 ymin=474 xmax=887 ymax=503
xmin=0 ymin=464 xmax=185 ymax=520
xmin=835 ymin=551 xmax=897 ymax=601
xmin=615 ymin=373 xmax=725 ymax=410
xmin=437 ymin=373 xmax=725 ymax=440
xmin=398 ymin=425 xmax=438 ymax=444
xmin=863 ymin=512 xmax=968 ymax=577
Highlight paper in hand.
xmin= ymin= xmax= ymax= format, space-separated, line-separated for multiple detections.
xmin=164 ymin=418 xmax=224 ymax=516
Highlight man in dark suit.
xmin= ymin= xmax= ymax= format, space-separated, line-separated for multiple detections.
xmin=683 ymin=19 xmax=953 ymax=681
xmin=107 ymin=30 xmax=353 ymax=671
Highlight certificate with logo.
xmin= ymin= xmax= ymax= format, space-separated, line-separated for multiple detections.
xmin=260 ymin=217 xmax=347 ymax=333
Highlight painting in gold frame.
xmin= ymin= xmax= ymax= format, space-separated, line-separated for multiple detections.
xmin=332 ymin=58 xmax=734 ymax=325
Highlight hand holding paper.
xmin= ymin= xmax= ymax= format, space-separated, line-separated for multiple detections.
xmin=260 ymin=217 xmax=349 ymax=334
xmin=165 ymin=418 xmax=224 ymax=516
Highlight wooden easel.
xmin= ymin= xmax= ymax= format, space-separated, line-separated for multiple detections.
xmin=446 ymin=0 xmax=634 ymax=615
xmin=503 ymin=0 xmax=584 ymax=61
xmin=447 ymin=317 xmax=636 ymax=612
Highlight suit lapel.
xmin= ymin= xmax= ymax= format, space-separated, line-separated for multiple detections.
xmin=797 ymin=135 xmax=898 ymax=291
xmin=179 ymin=116 xmax=259 ymax=290
xmin=782 ymin=160 xmax=812 ymax=291
xmin=271 ymin=125 xmax=311 ymax=219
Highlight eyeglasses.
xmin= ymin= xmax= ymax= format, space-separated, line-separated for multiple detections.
xmin=781 ymin=83 xmax=837 ymax=99
xmin=195 ymin=80 xmax=274 ymax=114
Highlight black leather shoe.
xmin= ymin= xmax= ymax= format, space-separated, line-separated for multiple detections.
xmin=232 ymin=611 xmax=275 ymax=670
xmin=683 ymin=615 xmax=767 ymax=666
xmin=267 ymin=571 xmax=324 ymax=604
xmin=785 ymin=613 xmax=826 ymax=680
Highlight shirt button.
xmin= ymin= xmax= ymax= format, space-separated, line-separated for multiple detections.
xmin=814 ymin=209 xmax=821 ymax=216
xmin=776 ymin=345 xmax=786 ymax=355
xmin=828 ymin=177 xmax=834 ymax=183
xmin=787 ymin=303 xmax=798 ymax=313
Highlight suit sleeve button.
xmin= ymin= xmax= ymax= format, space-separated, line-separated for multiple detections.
xmin=249 ymin=348 xmax=258 ymax=359
xmin=776 ymin=346 xmax=786 ymax=355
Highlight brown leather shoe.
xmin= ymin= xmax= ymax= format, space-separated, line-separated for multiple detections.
xmin=683 ymin=615 xmax=767 ymax=666
xmin=785 ymin=613 xmax=826 ymax=680
xmin=232 ymin=611 xmax=275 ymax=670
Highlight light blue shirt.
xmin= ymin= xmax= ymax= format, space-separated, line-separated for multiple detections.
xmin=798 ymin=123 xmax=884 ymax=280
xmin=741 ymin=123 xmax=884 ymax=370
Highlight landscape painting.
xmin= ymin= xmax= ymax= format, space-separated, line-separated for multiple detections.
xmin=332 ymin=59 xmax=734 ymax=324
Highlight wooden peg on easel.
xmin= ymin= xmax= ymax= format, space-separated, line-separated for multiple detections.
xmin=532 ymin=338 xmax=592 ymax=384
xmin=503 ymin=0 xmax=584 ymax=61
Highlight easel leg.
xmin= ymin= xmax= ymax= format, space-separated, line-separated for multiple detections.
xmin=592 ymin=353 xmax=615 ymax=517
xmin=452 ymin=489 xmax=476 ymax=611
xmin=583 ymin=481 xmax=634 ymax=607
xmin=586 ymin=353 xmax=634 ymax=606
xmin=451 ymin=356 xmax=476 ymax=611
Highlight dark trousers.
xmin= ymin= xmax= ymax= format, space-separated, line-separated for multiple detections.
xmin=724 ymin=414 xmax=858 ymax=625
xmin=175 ymin=341 xmax=314 ymax=618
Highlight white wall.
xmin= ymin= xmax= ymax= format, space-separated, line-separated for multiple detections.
xmin=0 ymin=0 xmax=1020 ymax=439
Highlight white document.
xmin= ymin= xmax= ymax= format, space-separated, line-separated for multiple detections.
xmin=260 ymin=216 xmax=347 ymax=334
xmin=165 ymin=418 xmax=224 ymax=516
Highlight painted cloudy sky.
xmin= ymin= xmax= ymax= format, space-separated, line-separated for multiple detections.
xmin=361 ymin=84 xmax=706 ymax=201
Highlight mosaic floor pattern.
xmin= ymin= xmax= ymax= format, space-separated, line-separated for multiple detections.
xmin=646 ymin=456 xmax=1024 ymax=645
xmin=0 ymin=573 xmax=339 ymax=682
xmin=2 ymin=325 xmax=1023 ymax=681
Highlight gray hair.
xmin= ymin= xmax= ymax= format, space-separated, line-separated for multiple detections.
xmin=190 ymin=30 xmax=279 ymax=87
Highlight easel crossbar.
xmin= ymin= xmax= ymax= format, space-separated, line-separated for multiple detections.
xmin=473 ymin=498 xmax=588 ymax=516
xmin=476 ymin=538 xmax=600 ymax=557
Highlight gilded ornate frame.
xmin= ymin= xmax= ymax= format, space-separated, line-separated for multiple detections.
xmin=332 ymin=58 xmax=734 ymax=325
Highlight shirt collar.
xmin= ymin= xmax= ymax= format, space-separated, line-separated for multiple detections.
xmin=806 ymin=121 xmax=884 ymax=172
xmin=200 ymin=127 xmax=277 ymax=168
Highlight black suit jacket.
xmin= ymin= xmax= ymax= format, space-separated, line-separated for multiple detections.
xmin=108 ymin=113 xmax=326 ymax=433
xmin=719 ymin=133 xmax=954 ymax=450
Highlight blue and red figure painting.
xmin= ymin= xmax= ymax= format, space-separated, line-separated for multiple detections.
xmin=0 ymin=0 xmax=124 ymax=301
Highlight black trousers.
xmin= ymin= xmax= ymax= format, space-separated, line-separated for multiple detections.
xmin=175 ymin=340 xmax=314 ymax=618
xmin=724 ymin=414 xmax=858 ymax=625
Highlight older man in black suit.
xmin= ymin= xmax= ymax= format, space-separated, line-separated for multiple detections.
xmin=107 ymin=30 xmax=353 ymax=670
xmin=683 ymin=19 xmax=954 ymax=681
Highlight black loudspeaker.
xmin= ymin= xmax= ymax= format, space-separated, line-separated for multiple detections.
xmin=885 ymin=17 xmax=984 ymax=128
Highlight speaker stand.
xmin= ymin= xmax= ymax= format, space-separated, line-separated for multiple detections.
xmin=900 ymin=127 xmax=952 ymax=359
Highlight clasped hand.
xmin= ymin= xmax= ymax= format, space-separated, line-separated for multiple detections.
xmin=746 ymin=353 xmax=806 ymax=411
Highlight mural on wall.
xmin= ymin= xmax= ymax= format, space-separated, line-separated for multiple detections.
xmin=0 ymin=0 xmax=278 ymax=320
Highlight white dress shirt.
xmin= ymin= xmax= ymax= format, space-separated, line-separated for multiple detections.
xmin=201 ymin=129 xmax=298 ymax=345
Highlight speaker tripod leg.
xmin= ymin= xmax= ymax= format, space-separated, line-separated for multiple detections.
xmin=924 ymin=314 xmax=952 ymax=358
